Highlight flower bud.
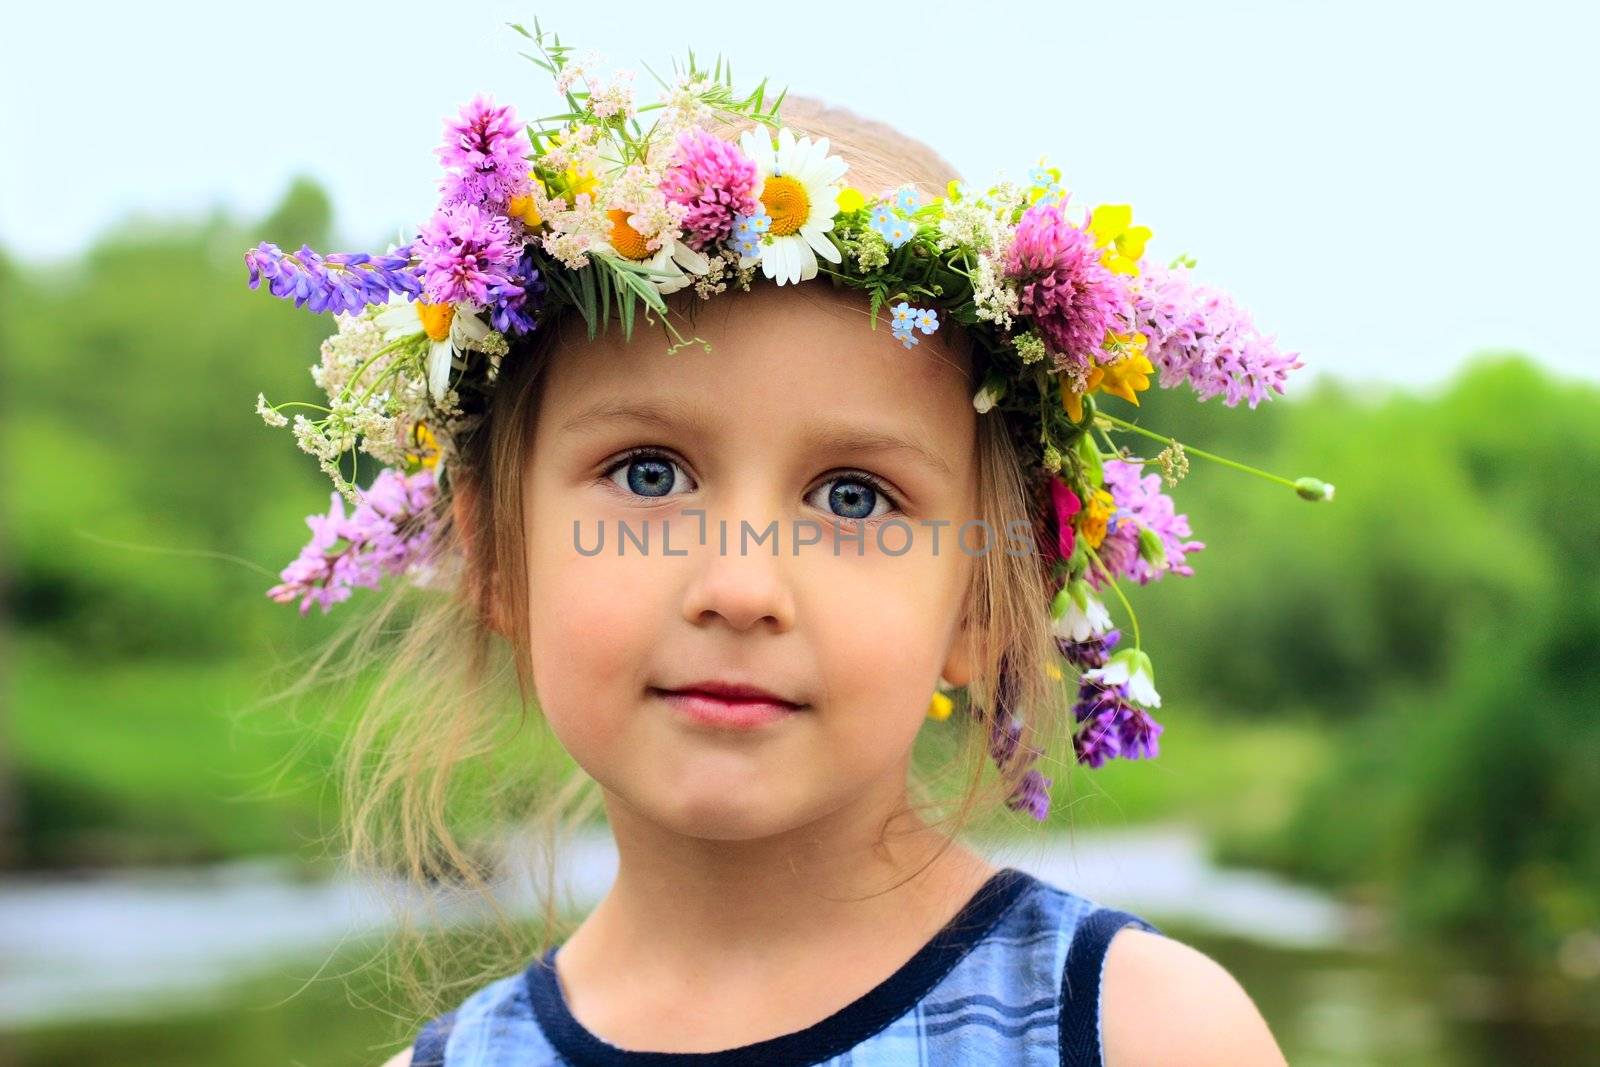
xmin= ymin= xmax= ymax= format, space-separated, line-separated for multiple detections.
xmin=1294 ymin=476 xmax=1335 ymax=502
xmin=972 ymin=370 xmax=1008 ymax=414
xmin=1050 ymin=583 xmax=1072 ymax=620
xmin=1137 ymin=525 xmax=1167 ymax=567
xmin=1074 ymin=432 xmax=1104 ymax=487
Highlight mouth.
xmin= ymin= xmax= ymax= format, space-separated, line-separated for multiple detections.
xmin=650 ymin=680 xmax=807 ymax=731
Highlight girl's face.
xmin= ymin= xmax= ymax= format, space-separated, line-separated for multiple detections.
xmin=520 ymin=284 xmax=980 ymax=841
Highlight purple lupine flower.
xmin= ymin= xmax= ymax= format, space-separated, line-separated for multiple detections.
xmin=988 ymin=711 xmax=1024 ymax=767
xmin=1057 ymin=626 xmax=1122 ymax=671
xmin=244 ymin=242 xmax=421 ymax=315
xmin=1131 ymin=261 xmax=1304 ymax=408
xmin=436 ymin=94 xmax=532 ymax=210
xmin=485 ymin=249 xmax=546 ymax=335
xmin=1070 ymin=674 xmax=1165 ymax=766
xmin=1073 ymin=710 xmax=1122 ymax=768
xmin=416 ymin=203 xmax=521 ymax=306
xmin=1005 ymin=769 xmax=1053 ymax=821
xmin=267 ymin=468 xmax=439 ymax=615
xmin=981 ymin=667 xmax=1052 ymax=821
xmin=1087 ymin=459 xmax=1205 ymax=590
xmin=1117 ymin=705 xmax=1164 ymax=760
xmin=1071 ymin=677 xmax=1127 ymax=725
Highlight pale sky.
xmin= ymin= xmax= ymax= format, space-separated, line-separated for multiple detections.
xmin=5 ymin=0 xmax=1596 ymax=389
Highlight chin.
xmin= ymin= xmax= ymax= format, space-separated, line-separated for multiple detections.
xmin=605 ymin=766 xmax=822 ymax=842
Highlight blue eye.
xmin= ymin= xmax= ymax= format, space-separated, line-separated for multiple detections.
xmin=807 ymin=474 xmax=896 ymax=522
xmin=602 ymin=452 xmax=899 ymax=521
xmin=606 ymin=450 xmax=692 ymax=498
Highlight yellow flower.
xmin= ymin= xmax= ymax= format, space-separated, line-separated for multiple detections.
xmin=408 ymin=421 xmax=440 ymax=471
xmin=1088 ymin=204 xmax=1153 ymax=276
xmin=1081 ymin=488 xmax=1115 ymax=549
xmin=559 ymin=164 xmax=600 ymax=202
xmin=507 ymin=176 xmax=543 ymax=228
xmin=1062 ymin=365 xmax=1105 ymax=423
xmin=1100 ymin=352 xmax=1155 ymax=407
xmin=1097 ymin=332 xmax=1155 ymax=407
xmin=927 ymin=690 xmax=954 ymax=721
xmin=539 ymin=127 xmax=603 ymax=203
xmin=836 ymin=186 xmax=866 ymax=213
xmin=1063 ymin=331 xmax=1155 ymax=420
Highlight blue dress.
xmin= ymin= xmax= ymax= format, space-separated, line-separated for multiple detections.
xmin=410 ymin=867 xmax=1162 ymax=1066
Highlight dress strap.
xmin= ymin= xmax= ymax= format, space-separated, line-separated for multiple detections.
xmin=1058 ymin=907 xmax=1162 ymax=1067
xmin=410 ymin=1008 xmax=458 ymax=1067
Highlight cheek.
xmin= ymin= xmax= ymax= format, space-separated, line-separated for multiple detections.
xmin=804 ymin=541 xmax=967 ymax=754
xmin=523 ymin=514 xmax=658 ymax=752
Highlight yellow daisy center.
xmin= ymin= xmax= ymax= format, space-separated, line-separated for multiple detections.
xmin=760 ymin=174 xmax=811 ymax=236
xmin=606 ymin=209 xmax=654 ymax=261
xmin=415 ymin=301 xmax=455 ymax=342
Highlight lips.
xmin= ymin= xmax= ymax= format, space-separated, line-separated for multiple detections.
xmin=652 ymin=680 xmax=806 ymax=730
xmin=668 ymin=680 xmax=803 ymax=706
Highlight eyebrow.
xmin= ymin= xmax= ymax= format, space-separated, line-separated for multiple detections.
xmin=560 ymin=398 xmax=954 ymax=478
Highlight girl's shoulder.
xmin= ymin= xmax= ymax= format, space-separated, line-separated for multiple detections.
xmin=403 ymin=868 xmax=1177 ymax=1066
xmin=1097 ymin=919 xmax=1287 ymax=1066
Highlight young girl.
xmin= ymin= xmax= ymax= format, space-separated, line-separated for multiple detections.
xmin=250 ymin=25 xmax=1309 ymax=1065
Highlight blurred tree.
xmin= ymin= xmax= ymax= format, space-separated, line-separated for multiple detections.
xmin=1221 ymin=358 xmax=1600 ymax=962
xmin=258 ymin=175 xmax=334 ymax=251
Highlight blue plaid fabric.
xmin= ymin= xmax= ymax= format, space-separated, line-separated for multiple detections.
xmin=410 ymin=868 xmax=1161 ymax=1066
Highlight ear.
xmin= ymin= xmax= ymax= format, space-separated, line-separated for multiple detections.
xmin=939 ymin=607 xmax=976 ymax=689
xmin=449 ymin=478 xmax=508 ymax=638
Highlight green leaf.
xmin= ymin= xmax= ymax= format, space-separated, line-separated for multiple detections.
xmin=640 ymin=59 xmax=669 ymax=91
xmin=576 ymin=260 xmax=599 ymax=338
xmin=521 ymin=52 xmax=556 ymax=74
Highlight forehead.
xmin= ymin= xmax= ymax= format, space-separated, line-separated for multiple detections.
xmin=536 ymin=284 xmax=977 ymax=458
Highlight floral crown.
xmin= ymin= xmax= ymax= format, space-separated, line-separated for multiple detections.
xmin=247 ymin=21 xmax=1332 ymax=822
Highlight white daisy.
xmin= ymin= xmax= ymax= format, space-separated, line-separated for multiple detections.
xmin=736 ymin=126 xmax=848 ymax=285
xmin=592 ymin=207 xmax=709 ymax=295
xmin=374 ymin=293 xmax=490 ymax=402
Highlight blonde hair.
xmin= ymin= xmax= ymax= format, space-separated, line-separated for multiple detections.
xmin=258 ymin=93 xmax=1070 ymax=1037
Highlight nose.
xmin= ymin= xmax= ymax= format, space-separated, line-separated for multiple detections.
xmin=678 ymin=508 xmax=798 ymax=633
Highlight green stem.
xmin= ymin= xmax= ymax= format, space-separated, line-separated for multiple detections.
xmin=337 ymin=334 xmax=415 ymax=408
xmin=1083 ymin=543 xmax=1141 ymax=649
xmin=1098 ymin=413 xmax=1299 ymax=491
xmin=1094 ymin=424 xmax=1121 ymax=459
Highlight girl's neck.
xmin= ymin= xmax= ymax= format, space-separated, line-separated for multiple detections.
xmin=548 ymin=783 xmax=999 ymax=1049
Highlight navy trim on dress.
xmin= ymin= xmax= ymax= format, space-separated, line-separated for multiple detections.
xmin=524 ymin=867 xmax=1035 ymax=1066
xmin=410 ymin=1008 xmax=457 ymax=1067
xmin=1059 ymin=908 xmax=1162 ymax=1067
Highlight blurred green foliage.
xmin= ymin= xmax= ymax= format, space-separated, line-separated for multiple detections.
xmin=1 ymin=182 xmax=1595 ymax=969
xmin=1128 ymin=356 xmax=1600 ymax=964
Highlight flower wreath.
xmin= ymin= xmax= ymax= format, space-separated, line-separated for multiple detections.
xmin=246 ymin=21 xmax=1333 ymax=821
